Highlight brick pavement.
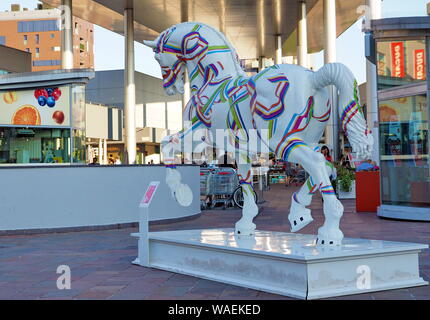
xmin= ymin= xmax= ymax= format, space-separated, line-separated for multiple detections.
xmin=0 ymin=184 xmax=429 ymax=300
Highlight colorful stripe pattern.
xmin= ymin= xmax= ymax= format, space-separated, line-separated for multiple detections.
xmin=238 ymin=170 xmax=252 ymax=185
xmin=341 ymin=80 xmax=366 ymax=135
xmin=274 ymin=97 xmax=314 ymax=158
xmin=247 ymin=66 xmax=289 ymax=121
xmin=306 ymin=176 xmax=317 ymax=195
xmin=181 ymin=31 xmax=209 ymax=61
xmin=340 ymin=100 xmax=360 ymax=133
xmin=320 ymin=185 xmax=335 ymax=195
xmin=313 ymin=100 xmax=331 ymax=122
xmin=277 ymin=138 xmax=308 ymax=161
xmin=249 ymin=74 xmax=289 ymax=120
xmin=161 ymin=60 xmax=183 ymax=89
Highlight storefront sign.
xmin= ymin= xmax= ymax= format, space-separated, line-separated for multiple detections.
xmin=0 ymin=86 xmax=70 ymax=127
xmin=414 ymin=49 xmax=426 ymax=80
xmin=391 ymin=42 xmax=405 ymax=78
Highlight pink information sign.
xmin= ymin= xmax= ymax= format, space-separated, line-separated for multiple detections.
xmin=140 ymin=181 xmax=160 ymax=207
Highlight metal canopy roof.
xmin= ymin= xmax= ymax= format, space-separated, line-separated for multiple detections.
xmin=41 ymin=0 xmax=364 ymax=59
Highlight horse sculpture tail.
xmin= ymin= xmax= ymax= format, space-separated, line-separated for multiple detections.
xmin=311 ymin=63 xmax=373 ymax=160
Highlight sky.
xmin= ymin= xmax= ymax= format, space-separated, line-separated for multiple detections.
xmin=1 ymin=0 xmax=430 ymax=83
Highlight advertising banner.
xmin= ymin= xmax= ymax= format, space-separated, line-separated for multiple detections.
xmin=414 ymin=49 xmax=426 ymax=80
xmin=391 ymin=42 xmax=405 ymax=78
xmin=377 ymin=52 xmax=387 ymax=76
xmin=0 ymin=86 xmax=70 ymax=127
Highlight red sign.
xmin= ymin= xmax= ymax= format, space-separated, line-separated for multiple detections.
xmin=140 ymin=181 xmax=159 ymax=207
xmin=391 ymin=42 xmax=405 ymax=78
xmin=414 ymin=49 xmax=426 ymax=80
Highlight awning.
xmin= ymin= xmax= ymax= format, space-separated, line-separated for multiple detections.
xmin=41 ymin=0 xmax=364 ymax=59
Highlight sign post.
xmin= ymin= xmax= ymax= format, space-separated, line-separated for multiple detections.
xmin=133 ymin=181 xmax=159 ymax=267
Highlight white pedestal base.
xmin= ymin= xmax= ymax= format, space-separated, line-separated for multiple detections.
xmin=133 ymin=229 xmax=428 ymax=299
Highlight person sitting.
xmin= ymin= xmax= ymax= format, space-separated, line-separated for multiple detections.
xmin=320 ymin=145 xmax=333 ymax=162
xmin=340 ymin=147 xmax=353 ymax=169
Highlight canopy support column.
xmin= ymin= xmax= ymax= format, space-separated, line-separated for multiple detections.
xmin=323 ymin=0 xmax=339 ymax=161
xmin=273 ymin=0 xmax=282 ymax=65
xmin=297 ymin=0 xmax=308 ymax=68
xmin=61 ymin=0 xmax=73 ymax=69
xmin=365 ymin=0 xmax=382 ymax=164
xmin=124 ymin=7 xmax=137 ymax=164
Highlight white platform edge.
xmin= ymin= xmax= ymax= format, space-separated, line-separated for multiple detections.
xmin=132 ymin=228 xmax=429 ymax=299
xmin=150 ymin=261 xmax=308 ymax=299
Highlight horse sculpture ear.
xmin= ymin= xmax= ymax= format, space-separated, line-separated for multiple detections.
xmin=143 ymin=40 xmax=156 ymax=48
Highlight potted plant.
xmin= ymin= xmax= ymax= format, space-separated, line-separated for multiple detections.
xmin=335 ymin=167 xmax=356 ymax=199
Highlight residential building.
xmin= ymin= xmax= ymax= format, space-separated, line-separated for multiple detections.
xmin=0 ymin=4 xmax=93 ymax=72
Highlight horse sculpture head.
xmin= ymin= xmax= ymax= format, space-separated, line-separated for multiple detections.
xmin=144 ymin=22 xmax=245 ymax=96
xmin=144 ymin=26 xmax=188 ymax=96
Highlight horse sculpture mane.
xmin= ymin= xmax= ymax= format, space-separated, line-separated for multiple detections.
xmin=144 ymin=22 xmax=373 ymax=246
xmin=159 ymin=22 xmax=246 ymax=76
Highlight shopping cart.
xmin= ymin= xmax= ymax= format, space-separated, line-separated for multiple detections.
xmin=199 ymin=168 xmax=213 ymax=209
xmin=206 ymin=167 xmax=239 ymax=209
xmin=200 ymin=166 xmax=258 ymax=210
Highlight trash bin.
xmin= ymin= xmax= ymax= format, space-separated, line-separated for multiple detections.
xmin=355 ymin=171 xmax=381 ymax=212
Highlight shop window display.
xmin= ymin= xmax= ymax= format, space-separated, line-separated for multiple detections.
xmin=379 ymin=94 xmax=429 ymax=206
xmin=0 ymin=127 xmax=70 ymax=164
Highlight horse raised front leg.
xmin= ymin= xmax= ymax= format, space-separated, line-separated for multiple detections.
xmin=281 ymin=138 xmax=344 ymax=245
xmin=161 ymin=134 xmax=193 ymax=207
xmin=235 ymin=160 xmax=259 ymax=236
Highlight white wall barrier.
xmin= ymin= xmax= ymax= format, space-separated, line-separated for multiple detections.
xmin=0 ymin=165 xmax=200 ymax=232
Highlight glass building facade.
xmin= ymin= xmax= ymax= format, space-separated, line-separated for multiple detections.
xmin=373 ymin=17 xmax=430 ymax=220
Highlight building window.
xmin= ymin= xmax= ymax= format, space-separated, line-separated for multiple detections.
xmin=379 ymin=94 xmax=429 ymax=207
xmin=35 ymin=47 xmax=40 ymax=58
xmin=23 ymin=34 xmax=27 ymax=45
xmin=377 ymin=39 xmax=426 ymax=90
xmin=52 ymin=46 xmax=60 ymax=52
xmin=32 ymin=60 xmax=61 ymax=66
xmin=0 ymin=36 xmax=5 ymax=45
xmin=35 ymin=34 xmax=40 ymax=44
xmin=18 ymin=20 xmax=59 ymax=33
xmin=0 ymin=127 xmax=71 ymax=164
xmin=50 ymin=33 xmax=55 ymax=38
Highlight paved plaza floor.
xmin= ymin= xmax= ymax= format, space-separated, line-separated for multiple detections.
xmin=1 ymin=184 xmax=429 ymax=300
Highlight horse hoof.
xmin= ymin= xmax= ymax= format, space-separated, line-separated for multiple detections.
xmin=315 ymin=237 xmax=342 ymax=246
xmin=234 ymin=228 xmax=255 ymax=236
xmin=288 ymin=206 xmax=313 ymax=233
xmin=234 ymin=221 xmax=256 ymax=236
xmin=316 ymin=226 xmax=343 ymax=246
xmin=289 ymin=214 xmax=313 ymax=233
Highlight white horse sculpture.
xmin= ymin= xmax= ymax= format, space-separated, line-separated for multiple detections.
xmin=144 ymin=22 xmax=373 ymax=245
